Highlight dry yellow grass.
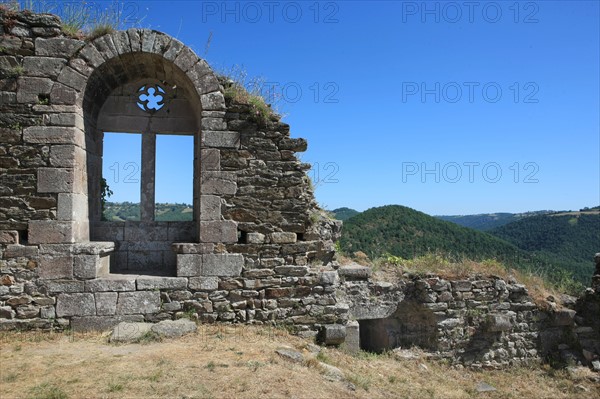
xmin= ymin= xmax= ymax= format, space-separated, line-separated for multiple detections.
xmin=0 ymin=325 xmax=598 ymax=399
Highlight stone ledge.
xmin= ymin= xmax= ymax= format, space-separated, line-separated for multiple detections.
xmin=85 ymin=276 xmax=136 ymax=292
xmin=136 ymin=276 xmax=188 ymax=290
xmin=73 ymin=242 xmax=115 ymax=255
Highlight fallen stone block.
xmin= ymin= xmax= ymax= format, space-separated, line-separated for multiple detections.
xmin=110 ymin=322 xmax=153 ymax=343
xmin=337 ymin=264 xmax=372 ymax=280
xmin=323 ymin=324 xmax=346 ymax=345
xmin=275 ymin=346 xmax=304 ymax=363
xmin=319 ymin=362 xmax=344 ymax=381
xmin=150 ymin=319 xmax=197 ymax=338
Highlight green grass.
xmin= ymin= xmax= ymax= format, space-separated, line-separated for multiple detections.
xmin=316 ymin=351 xmax=332 ymax=364
xmin=2 ymin=372 xmax=19 ymax=383
xmin=346 ymin=373 xmax=372 ymax=391
xmin=205 ymin=361 xmax=229 ymax=372
xmin=106 ymin=381 xmax=125 ymax=393
xmin=135 ymin=331 xmax=161 ymax=344
xmin=28 ymin=382 xmax=68 ymax=399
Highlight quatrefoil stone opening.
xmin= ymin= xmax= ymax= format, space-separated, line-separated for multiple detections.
xmin=137 ymin=85 xmax=166 ymax=112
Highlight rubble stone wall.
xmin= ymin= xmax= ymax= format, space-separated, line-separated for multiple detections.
xmin=0 ymin=9 xmax=342 ymax=335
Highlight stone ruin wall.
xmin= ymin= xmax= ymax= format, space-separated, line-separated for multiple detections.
xmin=340 ymin=264 xmax=600 ymax=369
xmin=0 ymin=10 xmax=599 ymax=370
xmin=0 ymin=9 xmax=343 ymax=336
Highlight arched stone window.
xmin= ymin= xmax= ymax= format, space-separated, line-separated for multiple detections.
xmin=91 ymin=77 xmax=198 ymax=275
xmin=83 ymin=50 xmax=205 ymax=276
xmin=27 ymin=30 xmax=241 ymax=281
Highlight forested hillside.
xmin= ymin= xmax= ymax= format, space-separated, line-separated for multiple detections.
xmin=339 ymin=205 xmax=529 ymax=262
xmin=103 ymin=202 xmax=193 ymax=222
xmin=339 ymin=205 xmax=593 ymax=285
xmin=489 ymin=210 xmax=599 ymax=282
xmin=436 ymin=211 xmax=551 ymax=231
xmin=331 ymin=207 xmax=360 ymax=221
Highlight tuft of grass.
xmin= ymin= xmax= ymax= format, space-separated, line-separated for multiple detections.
xmin=0 ymin=65 xmax=25 ymax=79
xmin=87 ymin=24 xmax=114 ymax=40
xmin=316 ymin=350 xmax=332 ymax=365
xmin=347 ymin=373 xmax=371 ymax=391
xmin=205 ymin=360 xmax=216 ymax=372
xmin=205 ymin=360 xmax=229 ymax=372
xmin=2 ymin=372 xmax=18 ymax=382
xmin=146 ymin=370 xmax=162 ymax=382
xmin=245 ymin=360 xmax=265 ymax=371
xmin=28 ymin=382 xmax=68 ymax=399
xmin=180 ymin=308 xmax=197 ymax=320
xmin=13 ymin=0 xmax=145 ymax=39
xmin=106 ymin=381 xmax=125 ymax=393
xmin=10 ymin=65 xmax=24 ymax=77
xmin=218 ymin=65 xmax=279 ymax=126
xmin=135 ymin=330 xmax=161 ymax=344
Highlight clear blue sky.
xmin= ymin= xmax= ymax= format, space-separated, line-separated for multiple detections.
xmin=93 ymin=0 xmax=599 ymax=215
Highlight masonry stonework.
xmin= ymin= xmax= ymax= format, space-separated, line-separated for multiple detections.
xmin=0 ymin=9 xmax=342 ymax=337
xmin=0 ymin=10 xmax=599 ymax=369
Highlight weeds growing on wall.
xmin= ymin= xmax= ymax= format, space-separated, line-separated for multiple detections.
xmin=359 ymin=251 xmax=585 ymax=301
xmin=2 ymin=0 xmax=145 ymax=39
xmin=218 ymin=65 xmax=281 ymax=126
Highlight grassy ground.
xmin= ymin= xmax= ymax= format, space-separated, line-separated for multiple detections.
xmin=0 ymin=325 xmax=598 ymax=399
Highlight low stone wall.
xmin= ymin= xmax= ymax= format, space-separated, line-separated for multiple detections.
xmin=0 ymin=239 xmax=348 ymax=335
xmin=341 ymin=272 xmax=541 ymax=367
xmin=339 ymin=258 xmax=600 ymax=369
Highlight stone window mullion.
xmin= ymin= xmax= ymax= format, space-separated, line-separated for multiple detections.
xmin=140 ymin=130 xmax=156 ymax=222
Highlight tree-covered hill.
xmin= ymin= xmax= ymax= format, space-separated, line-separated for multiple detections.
xmin=103 ymin=202 xmax=193 ymax=222
xmin=331 ymin=207 xmax=360 ymax=221
xmin=339 ymin=205 xmax=524 ymax=261
xmin=436 ymin=211 xmax=552 ymax=231
xmin=437 ymin=207 xmax=599 ymax=232
xmin=338 ymin=205 xmax=593 ymax=285
xmin=489 ymin=210 xmax=599 ymax=282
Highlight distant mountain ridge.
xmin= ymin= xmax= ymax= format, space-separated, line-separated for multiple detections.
xmin=330 ymin=207 xmax=360 ymax=221
xmin=489 ymin=209 xmax=599 ymax=283
xmin=437 ymin=207 xmax=599 ymax=231
xmin=338 ymin=205 xmax=598 ymax=285
xmin=436 ymin=211 xmax=553 ymax=231
xmin=103 ymin=202 xmax=193 ymax=222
